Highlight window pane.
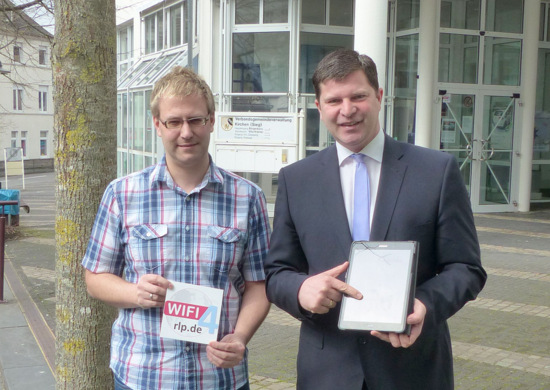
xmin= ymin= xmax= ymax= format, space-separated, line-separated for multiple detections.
xmin=306 ymin=106 xmax=320 ymax=147
xmin=230 ymin=95 xmax=288 ymax=112
xmin=302 ymin=0 xmax=325 ymax=25
xmin=157 ymin=12 xmax=164 ymax=51
xmin=235 ymin=0 xmax=259 ymax=24
xmin=132 ymin=92 xmax=144 ymax=150
xmin=439 ymin=34 xmax=479 ymax=84
xmin=39 ymin=49 xmax=46 ymax=65
xmin=485 ymin=0 xmax=523 ymax=34
xmin=170 ymin=4 xmax=182 ymax=47
xmin=440 ymin=0 xmax=480 ymax=29
xmin=132 ymin=153 xmax=143 ymax=172
xmin=40 ymin=139 xmax=47 ymax=156
xmin=540 ymin=3 xmax=545 ymax=42
xmin=183 ymin=1 xmax=188 ymax=44
xmin=483 ymin=38 xmax=521 ymax=86
xmin=299 ymin=32 xmax=354 ymax=93
xmin=119 ymin=29 xmax=128 ymax=60
xmin=396 ymin=0 xmax=420 ymax=31
xmin=145 ymin=15 xmax=155 ymax=54
xmin=264 ymin=0 xmax=287 ymax=23
xmin=329 ymin=0 xmax=353 ymax=27
xmin=232 ymin=32 xmax=289 ymax=93
xmin=145 ymin=90 xmax=153 ymax=153
xmin=394 ymin=35 xmax=419 ymax=143
xmin=122 ymin=93 xmax=128 ymax=148
xmin=14 ymin=46 xmax=21 ymax=62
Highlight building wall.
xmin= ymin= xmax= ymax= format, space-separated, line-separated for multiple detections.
xmin=0 ymin=28 xmax=53 ymax=169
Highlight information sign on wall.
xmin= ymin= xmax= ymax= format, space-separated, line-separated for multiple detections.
xmin=217 ymin=114 xmax=296 ymax=143
xmin=214 ymin=112 xmax=302 ymax=173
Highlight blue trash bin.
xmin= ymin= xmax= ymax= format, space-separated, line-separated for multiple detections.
xmin=0 ymin=190 xmax=20 ymax=225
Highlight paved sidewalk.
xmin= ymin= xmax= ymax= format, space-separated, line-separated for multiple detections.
xmin=1 ymin=172 xmax=550 ymax=389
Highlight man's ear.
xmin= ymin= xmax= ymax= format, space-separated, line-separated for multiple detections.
xmin=315 ymin=99 xmax=323 ymax=121
xmin=377 ymin=88 xmax=384 ymax=103
xmin=153 ymin=116 xmax=162 ymax=136
xmin=209 ymin=114 xmax=215 ymax=133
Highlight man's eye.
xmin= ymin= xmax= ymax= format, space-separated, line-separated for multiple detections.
xmin=188 ymin=118 xmax=204 ymax=126
xmin=167 ymin=120 xmax=183 ymax=128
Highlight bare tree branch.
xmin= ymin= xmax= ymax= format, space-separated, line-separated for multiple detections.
xmin=0 ymin=0 xmax=42 ymax=12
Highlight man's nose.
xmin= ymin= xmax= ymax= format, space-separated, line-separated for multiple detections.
xmin=340 ymin=99 xmax=356 ymax=117
xmin=179 ymin=122 xmax=193 ymax=138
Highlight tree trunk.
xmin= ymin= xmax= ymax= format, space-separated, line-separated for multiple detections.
xmin=52 ymin=1 xmax=117 ymax=388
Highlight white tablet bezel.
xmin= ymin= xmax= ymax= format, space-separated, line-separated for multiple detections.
xmin=338 ymin=241 xmax=418 ymax=334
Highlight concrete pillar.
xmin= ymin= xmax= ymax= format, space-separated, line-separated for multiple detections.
xmin=517 ymin=0 xmax=541 ymax=212
xmin=414 ymin=0 xmax=438 ymax=148
xmin=197 ymin=0 xmax=214 ymax=85
xmin=354 ymin=0 xmax=389 ymax=126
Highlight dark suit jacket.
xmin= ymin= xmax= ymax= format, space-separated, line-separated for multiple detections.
xmin=264 ymin=134 xmax=487 ymax=390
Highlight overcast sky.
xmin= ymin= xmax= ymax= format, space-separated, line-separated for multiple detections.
xmin=10 ymin=0 xmax=55 ymax=34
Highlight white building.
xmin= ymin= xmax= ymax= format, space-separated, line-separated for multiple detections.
xmin=116 ymin=0 xmax=550 ymax=212
xmin=0 ymin=0 xmax=54 ymax=175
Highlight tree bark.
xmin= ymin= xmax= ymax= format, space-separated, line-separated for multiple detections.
xmin=52 ymin=0 xmax=117 ymax=388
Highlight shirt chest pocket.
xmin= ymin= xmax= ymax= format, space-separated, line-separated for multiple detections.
xmin=128 ymin=224 xmax=174 ymax=273
xmin=206 ymin=225 xmax=244 ymax=273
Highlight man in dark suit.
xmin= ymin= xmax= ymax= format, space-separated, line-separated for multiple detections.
xmin=264 ymin=49 xmax=487 ymax=389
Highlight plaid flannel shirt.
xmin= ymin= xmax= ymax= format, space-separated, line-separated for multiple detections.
xmin=82 ymin=156 xmax=270 ymax=389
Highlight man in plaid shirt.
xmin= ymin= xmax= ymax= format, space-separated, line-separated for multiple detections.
xmin=82 ymin=67 xmax=271 ymax=390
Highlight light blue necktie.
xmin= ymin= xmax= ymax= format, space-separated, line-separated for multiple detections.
xmin=352 ymin=153 xmax=370 ymax=241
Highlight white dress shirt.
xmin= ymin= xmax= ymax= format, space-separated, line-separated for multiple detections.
xmin=336 ymin=129 xmax=385 ymax=236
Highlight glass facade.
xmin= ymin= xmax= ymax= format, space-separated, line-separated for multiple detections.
xmin=116 ymin=1 xmax=191 ymax=177
xmin=533 ymin=2 xmax=550 ymax=202
xmin=114 ymin=0 xmax=550 ymax=207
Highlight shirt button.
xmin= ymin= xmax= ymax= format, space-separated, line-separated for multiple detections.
xmin=185 ymin=197 xmax=191 ymax=202
xmin=185 ymin=226 xmax=190 ymax=232
xmin=146 ymin=232 xmax=151 ymax=237
xmin=185 ymin=346 xmax=190 ymax=352
xmin=184 ymin=257 xmax=190 ymax=262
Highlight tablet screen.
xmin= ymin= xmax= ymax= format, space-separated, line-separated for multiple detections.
xmin=338 ymin=241 xmax=417 ymax=333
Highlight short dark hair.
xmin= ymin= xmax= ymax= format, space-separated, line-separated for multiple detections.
xmin=312 ymin=49 xmax=379 ymax=100
xmin=150 ymin=66 xmax=215 ymax=118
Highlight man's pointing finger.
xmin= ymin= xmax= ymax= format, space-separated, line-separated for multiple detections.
xmin=321 ymin=262 xmax=350 ymax=278
xmin=333 ymin=280 xmax=363 ymax=300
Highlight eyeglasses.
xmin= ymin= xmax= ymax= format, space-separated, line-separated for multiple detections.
xmin=159 ymin=116 xmax=210 ymax=130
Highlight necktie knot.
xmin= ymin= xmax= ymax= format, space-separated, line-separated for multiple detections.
xmin=351 ymin=153 xmax=365 ymax=165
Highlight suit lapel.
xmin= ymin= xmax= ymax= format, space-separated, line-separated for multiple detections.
xmin=318 ymin=146 xmax=352 ymax=256
xmin=371 ymin=135 xmax=407 ymax=240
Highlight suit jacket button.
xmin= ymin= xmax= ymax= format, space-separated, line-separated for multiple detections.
xmin=358 ymin=337 xmax=367 ymax=345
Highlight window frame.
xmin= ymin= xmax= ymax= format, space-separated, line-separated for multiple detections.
xmin=13 ymin=85 xmax=23 ymax=111
xmin=39 ymin=85 xmax=48 ymax=112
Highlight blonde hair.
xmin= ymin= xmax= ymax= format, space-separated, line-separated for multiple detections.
xmin=150 ymin=66 xmax=215 ymax=118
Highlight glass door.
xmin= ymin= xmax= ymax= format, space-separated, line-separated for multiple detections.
xmin=439 ymin=92 xmax=475 ymax=195
xmin=476 ymin=95 xmax=518 ymax=210
xmin=439 ymin=91 xmax=519 ymax=212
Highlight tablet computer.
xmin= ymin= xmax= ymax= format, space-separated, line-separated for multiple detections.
xmin=338 ymin=241 xmax=418 ymax=334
